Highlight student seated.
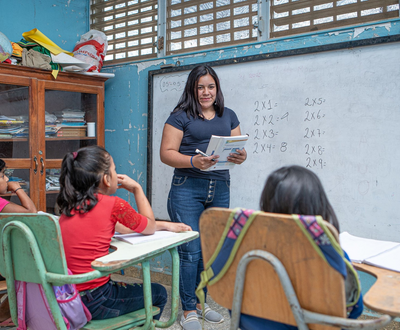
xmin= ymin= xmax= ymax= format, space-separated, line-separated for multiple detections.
xmin=239 ymin=165 xmax=363 ymax=330
xmin=0 ymin=158 xmax=37 ymax=327
xmin=0 ymin=158 xmax=37 ymax=213
xmin=57 ymin=146 xmax=191 ymax=320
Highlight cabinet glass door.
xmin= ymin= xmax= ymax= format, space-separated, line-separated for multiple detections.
xmin=0 ymin=83 xmax=30 ymax=158
xmin=45 ymin=90 xmax=98 ymax=158
xmin=0 ymin=80 xmax=33 ymax=204
xmin=44 ymin=89 xmax=98 ymax=214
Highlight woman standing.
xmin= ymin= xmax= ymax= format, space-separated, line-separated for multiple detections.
xmin=160 ymin=65 xmax=247 ymax=330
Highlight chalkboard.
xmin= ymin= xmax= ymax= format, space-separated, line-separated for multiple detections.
xmin=148 ymin=38 xmax=400 ymax=242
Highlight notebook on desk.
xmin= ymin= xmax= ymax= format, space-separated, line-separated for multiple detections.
xmin=113 ymin=231 xmax=179 ymax=245
xmin=339 ymin=232 xmax=400 ymax=273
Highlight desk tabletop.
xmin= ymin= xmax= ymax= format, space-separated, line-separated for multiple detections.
xmin=354 ymin=263 xmax=400 ymax=317
xmin=91 ymin=231 xmax=199 ymax=272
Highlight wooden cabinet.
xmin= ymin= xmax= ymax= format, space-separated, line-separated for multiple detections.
xmin=0 ymin=63 xmax=108 ymax=214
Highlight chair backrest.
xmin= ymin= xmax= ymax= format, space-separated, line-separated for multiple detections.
xmin=199 ymin=208 xmax=346 ymax=330
xmin=0 ymin=213 xmax=68 ymax=283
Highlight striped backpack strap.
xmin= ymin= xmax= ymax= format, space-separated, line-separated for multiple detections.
xmin=196 ymin=208 xmax=261 ymax=314
xmin=292 ymin=214 xmax=362 ymax=310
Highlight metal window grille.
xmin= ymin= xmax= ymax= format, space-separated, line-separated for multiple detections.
xmin=90 ymin=0 xmax=158 ymax=64
xmin=270 ymin=0 xmax=399 ymax=38
xmin=166 ymin=0 xmax=259 ymax=55
xmin=91 ymin=0 xmax=399 ymax=65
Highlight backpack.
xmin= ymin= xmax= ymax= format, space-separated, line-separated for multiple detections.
xmin=16 ymin=269 xmax=91 ymax=330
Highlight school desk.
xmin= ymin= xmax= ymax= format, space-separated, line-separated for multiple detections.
xmin=354 ymin=263 xmax=400 ymax=317
xmin=91 ymin=231 xmax=199 ymax=328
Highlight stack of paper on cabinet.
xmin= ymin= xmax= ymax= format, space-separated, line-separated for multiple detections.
xmin=339 ymin=232 xmax=400 ymax=273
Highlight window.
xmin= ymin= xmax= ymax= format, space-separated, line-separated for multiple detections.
xmin=166 ymin=0 xmax=258 ymax=54
xmin=91 ymin=0 xmax=399 ymax=65
xmin=270 ymin=0 xmax=399 ymax=38
xmin=91 ymin=0 xmax=158 ymax=64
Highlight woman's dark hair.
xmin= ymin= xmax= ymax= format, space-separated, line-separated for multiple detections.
xmin=260 ymin=165 xmax=340 ymax=231
xmin=57 ymin=145 xmax=112 ymax=217
xmin=173 ymin=65 xmax=224 ymax=119
xmin=0 ymin=159 xmax=5 ymax=172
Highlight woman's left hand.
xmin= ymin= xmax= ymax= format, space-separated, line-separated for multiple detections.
xmin=227 ymin=148 xmax=247 ymax=164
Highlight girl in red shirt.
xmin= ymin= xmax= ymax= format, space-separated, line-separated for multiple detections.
xmin=57 ymin=145 xmax=191 ymax=320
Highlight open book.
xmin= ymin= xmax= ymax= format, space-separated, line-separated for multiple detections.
xmin=339 ymin=232 xmax=400 ymax=272
xmin=203 ymin=134 xmax=248 ymax=171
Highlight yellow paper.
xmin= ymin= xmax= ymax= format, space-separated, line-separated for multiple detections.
xmin=22 ymin=28 xmax=73 ymax=56
xmin=52 ymin=69 xmax=59 ymax=79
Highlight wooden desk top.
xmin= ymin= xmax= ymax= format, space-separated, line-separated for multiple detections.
xmin=354 ymin=263 xmax=400 ymax=317
xmin=91 ymin=231 xmax=199 ymax=272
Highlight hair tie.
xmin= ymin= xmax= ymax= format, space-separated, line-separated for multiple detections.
xmin=72 ymin=151 xmax=78 ymax=159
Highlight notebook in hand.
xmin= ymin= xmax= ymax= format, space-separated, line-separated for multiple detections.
xmin=203 ymin=134 xmax=248 ymax=171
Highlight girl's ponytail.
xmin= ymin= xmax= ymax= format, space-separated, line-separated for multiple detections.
xmin=57 ymin=146 xmax=111 ymax=216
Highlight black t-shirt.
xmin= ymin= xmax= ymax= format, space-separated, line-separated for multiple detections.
xmin=165 ymin=107 xmax=240 ymax=180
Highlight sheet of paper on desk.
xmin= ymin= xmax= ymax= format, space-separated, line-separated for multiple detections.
xmin=363 ymin=245 xmax=400 ymax=273
xmin=340 ymin=232 xmax=399 ymax=262
xmin=114 ymin=231 xmax=180 ymax=245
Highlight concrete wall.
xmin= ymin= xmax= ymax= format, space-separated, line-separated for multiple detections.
xmin=0 ymin=0 xmax=89 ymax=51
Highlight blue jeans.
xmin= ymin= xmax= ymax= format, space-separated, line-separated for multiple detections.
xmin=167 ymin=175 xmax=230 ymax=311
xmin=80 ymin=280 xmax=167 ymax=320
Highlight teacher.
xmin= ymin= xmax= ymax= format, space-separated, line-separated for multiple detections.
xmin=160 ymin=64 xmax=247 ymax=330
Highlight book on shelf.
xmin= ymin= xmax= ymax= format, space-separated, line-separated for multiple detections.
xmin=59 ymin=121 xmax=86 ymax=126
xmin=339 ymin=231 xmax=400 ymax=273
xmin=0 ymin=120 xmax=25 ymax=125
xmin=57 ymin=132 xmax=87 ymax=137
xmin=202 ymin=134 xmax=249 ymax=171
xmin=57 ymin=126 xmax=87 ymax=137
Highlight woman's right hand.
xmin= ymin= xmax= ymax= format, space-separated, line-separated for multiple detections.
xmin=192 ymin=154 xmax=220 ymax=170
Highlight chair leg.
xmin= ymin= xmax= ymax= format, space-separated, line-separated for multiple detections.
xmin=154 ymin=247 xmax=180 ymax=329
xmin=137 ymin=261 xmax=156 ymax=330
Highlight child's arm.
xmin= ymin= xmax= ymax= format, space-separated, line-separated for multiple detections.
xmin=2 ymin=181 xmax=37 ymax=213
xmin=116 ymin=174 xmax=192 ymax=234
xmin=115 ymin=221 xmax=192 ymax=234
xmin=115 ymin=222 xmax=135 ymax=234
xmin=117 ymin=174 xmax=156 ymax=234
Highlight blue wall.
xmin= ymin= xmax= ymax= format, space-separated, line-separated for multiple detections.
xmin=101 ymin=19 xmax=400 ymax=276
xmin=0 ymin=0 xmax=89 ymax=51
